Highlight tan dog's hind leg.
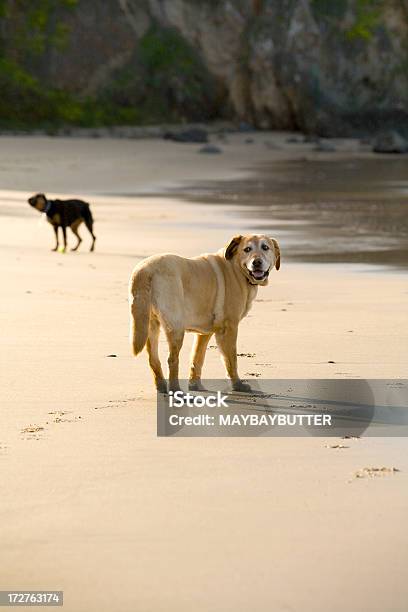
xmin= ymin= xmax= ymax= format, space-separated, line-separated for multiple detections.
xmin=147 ymin=317 xmax=166 ymax=393
xmin=189 ymin=333 xmax=212 ymax=391
xmin=165 ymin=328 xmax=184 ymax=392
xmin=216 ymin=325 xmax=251 ymax=392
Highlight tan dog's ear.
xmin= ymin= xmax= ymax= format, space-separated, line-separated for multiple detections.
xmin=225 ymin=235 xmax=243 ymax=260
xmin=271 ymin=238 xmax=281 ymax=270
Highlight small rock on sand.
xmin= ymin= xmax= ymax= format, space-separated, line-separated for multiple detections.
xmin=373 ymin=131 xmax=408 ymax=154
xmin=164 ymin=128 xmax=208 ymax=143
xmin=198 ymin=144 xmax=222 ymax=154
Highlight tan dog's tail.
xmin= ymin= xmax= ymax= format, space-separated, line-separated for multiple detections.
xmin=129 ymin=269 xmax=152 ymax=355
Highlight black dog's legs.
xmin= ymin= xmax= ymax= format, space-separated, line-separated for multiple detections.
xmin=89 ymin=232 xmax=96 ymax=252
xmin=61 ymin=226 xmax=67 ymax=252
xmin=84 ymin=220 xmax=96 ymax=252
xmin=82 ymin=208 xmax=96 ymax=252
xmin=70 ymin=222 xmax=82 ymax=251
xmin=51 ymin=225 xmax=59 ymax=251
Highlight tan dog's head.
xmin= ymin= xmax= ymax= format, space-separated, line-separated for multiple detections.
xmin=225 ymin=234 xmax=280 ymax=285
xmin=28 ymin=193 xmax=47 ymax=212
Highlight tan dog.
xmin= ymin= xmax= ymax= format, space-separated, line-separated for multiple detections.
xmin=129 ymin=234 xmax=280 ymax=392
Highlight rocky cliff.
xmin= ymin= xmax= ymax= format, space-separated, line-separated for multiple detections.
xmin=2 ymin=0 xmax=408 ymax=134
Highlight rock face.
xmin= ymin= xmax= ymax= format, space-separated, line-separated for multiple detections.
xmin=2 ymin=0 xmax=408 ymax=134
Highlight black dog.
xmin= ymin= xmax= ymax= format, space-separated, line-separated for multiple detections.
xmin=28 ymin=193 xmax=96 ymax=252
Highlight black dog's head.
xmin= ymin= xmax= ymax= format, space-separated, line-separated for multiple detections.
xmin=28 ymin=193 xmax=47 ymax=212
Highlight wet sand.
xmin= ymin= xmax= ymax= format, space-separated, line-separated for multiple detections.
xmin=1 ymin=132 xmax=408 ymax=612
xmin=166 ymin=156 xmax=408 ymax=268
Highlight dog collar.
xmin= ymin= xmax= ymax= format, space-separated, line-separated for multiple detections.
xmin=43 ymin=200 xmax=53 ymax=214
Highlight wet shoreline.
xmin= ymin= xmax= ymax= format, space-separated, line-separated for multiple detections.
xmin=165 ymin=157 xmax=408 ymax=270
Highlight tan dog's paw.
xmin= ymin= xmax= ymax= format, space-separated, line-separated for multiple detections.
xmin=232 ymin=380 xmax=252 ymax=393
xmin=156 ymin=380 xmax=168 ymax=394
xmin=168 ymin=383 xmax=182 ymax=393
xmin=189 ymin=380 xmax=207 ymax=392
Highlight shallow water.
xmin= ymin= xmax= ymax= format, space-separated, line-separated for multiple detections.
xmin=170 ymin=157 xmax=408 ymax=269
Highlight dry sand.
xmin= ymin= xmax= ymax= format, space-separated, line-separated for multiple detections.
xmin=1 ymin=133 xmax=408 ymax=611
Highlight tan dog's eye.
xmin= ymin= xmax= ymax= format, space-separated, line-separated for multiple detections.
xmin=243 ymin=246 xmax=252 ymax=253
xmin=262 ymin=244 xmax=269 ymax=251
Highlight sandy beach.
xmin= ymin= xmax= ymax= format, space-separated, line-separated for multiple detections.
xmin=1 ymin=132 xmax=408 ymax=611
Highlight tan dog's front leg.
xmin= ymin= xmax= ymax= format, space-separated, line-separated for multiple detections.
xmin=215 ymin=325 xmax=251 ymax=392
xmin=189 ymin=333 xmax=212 ymax=391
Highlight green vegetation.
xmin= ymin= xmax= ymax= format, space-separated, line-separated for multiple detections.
xmin=0 ymin=6 xmax=218 ymax=129
xmin=0 ymin=0 xmax=80 ymax=128
xmin=0 ymin=1 xmax=146 ymax=128
xmin=345 ymin=0 xmax=383 ymax=41
xmin=311 ymin=0 xmax=383 ymax=41
xmin=99 ymin=26 xmax=217 ymax=124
